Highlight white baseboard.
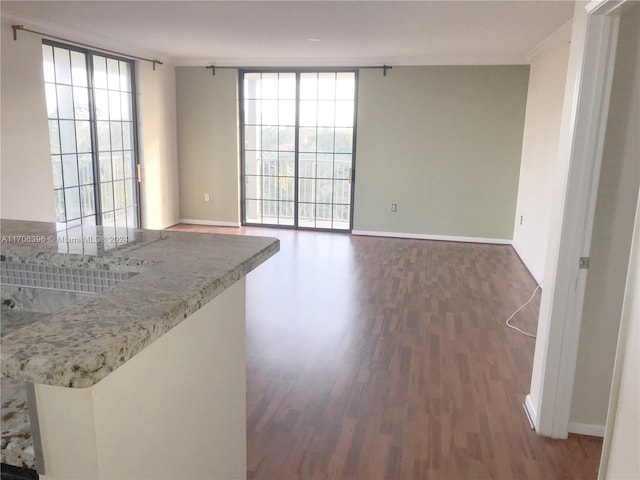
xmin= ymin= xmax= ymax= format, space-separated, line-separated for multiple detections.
xmin=525 ymin=397 xmax=605 ymax=438
xmin=178 ymin=219 xmax=241 ymax=228
xmin=351 ymin=229 xmax=512 ymax=245
xmin=568 ymin=422 xmax=606 ymax=437
xmin=511 ymin=240 xmax=544 ymax=285
xmin=142 ymin=220 xmax=180 ymax=231
xmin=524 ymin=395 xmax=538 ymax=431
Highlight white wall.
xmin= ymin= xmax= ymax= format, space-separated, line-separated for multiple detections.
xmin=527 ymin=1 xmax=591 ymax=436
xmin=137 ymin=61 xmax=180 ymax=230
xmin=570 ymin=3 xmax=640 ymax=436
xmin=0 ymin=14 xmax=179 ymax=228
xmin=1 ymin=16 xmax=56 ymax=222
xmin=512 ymin=26 xmax=571 ymax=283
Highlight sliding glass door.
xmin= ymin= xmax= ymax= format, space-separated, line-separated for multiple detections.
xmin=242 ymin=72 xmax=296 ymax=226
xmin=241 ymin=70 xmax=357 ymax=231
xmin=43 ymin=41 xmax=140 ymax=232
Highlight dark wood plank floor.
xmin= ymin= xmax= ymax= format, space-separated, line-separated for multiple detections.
xmin=168 ymin=224 xmax=603 ymax=480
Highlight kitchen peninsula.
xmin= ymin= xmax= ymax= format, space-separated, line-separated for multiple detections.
xmin=0 ymin=219 xmax=279 ymax=480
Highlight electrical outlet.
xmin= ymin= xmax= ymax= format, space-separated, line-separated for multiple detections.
xmin=391 ymin=203 xmax=397 ymax=212
xmin=204 ymin=193 xmax=210 ymax=202
xmin=520 ymin=215 xmax=523 ymax=225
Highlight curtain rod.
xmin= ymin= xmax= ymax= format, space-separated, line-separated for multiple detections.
xmin=205 ymin=65 xmax=392 ymax=76
xmin=12 ymin=25 xmax=163 ymax=70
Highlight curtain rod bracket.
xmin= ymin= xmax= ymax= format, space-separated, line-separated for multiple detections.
xmin=206 ymin=65 xmax=216 ymax=76
xmin=12 ymin=25 xmax=24 ymax=41
xmin=383 ymin=65 xmax=392 ymax=76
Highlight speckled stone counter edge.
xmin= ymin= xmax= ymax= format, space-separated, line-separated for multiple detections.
xmin=0 ymin=220 xmax=279 ymax=388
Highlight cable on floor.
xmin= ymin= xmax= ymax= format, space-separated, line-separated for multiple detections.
xmin=505 ymin=284 xmax=541 ymax=338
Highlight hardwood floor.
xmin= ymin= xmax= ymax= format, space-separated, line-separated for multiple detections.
xmin=168 ymin=224 xmax=603 ymax=480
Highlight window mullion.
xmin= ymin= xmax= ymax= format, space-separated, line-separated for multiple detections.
xmin=129 ymin=62 xmax=142 ymax=228
xmin=293 ymin=72 xmax=301 ymax=228
xmin=50 ymin=47 xmax=68 ymax=226
xmin=86 ymin=53 xmax=103 ymax=226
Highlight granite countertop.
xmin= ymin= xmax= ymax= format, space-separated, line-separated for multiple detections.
xmin=1 ymin=219 xmax=278 ymax=470
xmin=1 ymin=377 xmax=34 ymax=469
xmin=0 ymin=219 xmax=279 ymax=388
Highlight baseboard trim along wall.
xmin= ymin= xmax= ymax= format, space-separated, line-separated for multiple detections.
xmin=526 ymin=395 xmax=606 ymax=438
xmin=568 ymin=422 xmax=606 ymax=438
xmin=178 ymin=219 xmax=241 ymax=228
xmin=351 ymin=230 xmax=512 ymax=245
xmin=524 ymin=394 xmax=539 ymax=431
xmin=512 ymin=240 xmax=544 ymax=284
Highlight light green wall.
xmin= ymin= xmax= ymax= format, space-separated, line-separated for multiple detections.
xmin=175 ymin=65 xmax=528 ymax=237
xmin=353 ymin=66 xmax=529 ymax=239
xmin=176 ymin=67 xmax=240 ymax=223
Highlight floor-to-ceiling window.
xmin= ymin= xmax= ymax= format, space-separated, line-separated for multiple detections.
xmin=43 ymin=41 xmax=140 ymax=233
xmin=241 ymin=70 xmax=357 ymax=231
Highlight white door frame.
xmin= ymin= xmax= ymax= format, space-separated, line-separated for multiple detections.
xmin=525 ymin=0 xmax=631 ymax=439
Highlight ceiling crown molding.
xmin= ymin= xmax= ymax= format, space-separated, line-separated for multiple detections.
xmin=175 ymin=55 xmax=529 ymax=68
xmin=586 ymin=0 xmax=632 ymax=16
xmin=526 ymin=19 xmax=573 ymax=62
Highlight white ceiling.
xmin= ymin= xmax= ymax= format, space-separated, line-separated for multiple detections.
xmin=1 ymin=1 xmax=574 ymax=67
